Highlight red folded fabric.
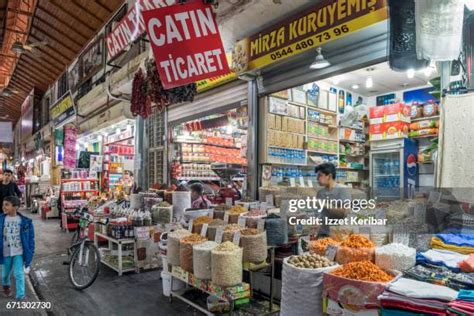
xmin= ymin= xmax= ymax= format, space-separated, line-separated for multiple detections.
xmin=459 ymin=254 xmax=474 ymax=272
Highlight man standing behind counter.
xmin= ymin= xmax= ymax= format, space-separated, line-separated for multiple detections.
xmin=315 ymin=163 xmax=351 ymax=237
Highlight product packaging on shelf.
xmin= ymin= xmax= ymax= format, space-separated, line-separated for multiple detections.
xmin=171 ymin=265 xmax=189 ymax=282
xmin=207 ymin=282 xmax=251 ymax=300
xmin=188 ymin=273 xmax=209 ymax=291
xmin=369 ymin=103 xmax=410 ymax=124
xmin=369 ymin=122 xmax=409 ymax=141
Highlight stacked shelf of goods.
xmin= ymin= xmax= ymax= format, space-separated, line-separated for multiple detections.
xmin=262 ymin=97 xmax=307 ymax=166
xmin=337 ymin=122 xmax=369 ymax=185
xmin=306 ymin=107 xmax=338 ymax=165
xmin=172 ymin=135 xmax=247 ymax=181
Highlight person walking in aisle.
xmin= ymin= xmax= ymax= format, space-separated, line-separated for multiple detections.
xmin=0 ymin=170 xmax=22 ymax=213
xmin=0 ymin=196 xmax=35 ymax=300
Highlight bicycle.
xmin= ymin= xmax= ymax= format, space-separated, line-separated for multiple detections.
xmin=67 ymin=207 xmax=107 ymax=290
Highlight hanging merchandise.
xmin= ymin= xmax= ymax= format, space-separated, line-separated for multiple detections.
xmin=131 ymin=68 xmax=151 ymax=119
xmin=63 ymin=125 xmax=77 ymax=169
xmin=145 ymin=60 xmax=197 ymax=111
xmin=388 ymin=0 xmax=428 ymax=71
xmin=415 ymin=0 xmax=465 ymax=61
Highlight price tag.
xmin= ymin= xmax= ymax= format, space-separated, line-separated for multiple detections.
xmin=290 ymin=178 xmax=296 ymax=187
xmin=225 ymin=198 xmax=233 ymax=207
xmin=200 ymin=223 xmax=208 ymax=237
xmin=307 ymin=179 xmax=313 ymax=187
xmin=223 ymin=213 xmax=229 ymax=223
xmin=208 ymin=210 xmax=214 ymax=219
xmin=238 ymin=216 xmax=246 ymax=227
xmin=215 ymin=227 xmax=224 ymax=243
xmin=233 ymin=231 xmax=241 ymax=245
xmin=299 ymin=177 xmax=305 ymax=187
xmin=257 ymin=219 xmax=265 ymax=231
xmin=265 ymin=194 xmax=274 ymax=205
xmin=325 ymin=244 xmax=337 ymax=261
xmin=188 ymin=219 xmax=193 ymax=232
xmin=136 ymin=227 xmax=150 ymax=240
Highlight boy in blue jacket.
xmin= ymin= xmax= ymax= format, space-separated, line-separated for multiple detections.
xmin=0 ymin=196 xmax=35 ymax=300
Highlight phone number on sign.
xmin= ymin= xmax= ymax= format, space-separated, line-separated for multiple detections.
xmin=6 ymin=301 xmax=52 ymax=309
xmin=270 ymin=24 xmax=350 ymax=61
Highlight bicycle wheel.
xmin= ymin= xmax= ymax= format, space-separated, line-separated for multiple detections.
xmin=68 ymin=242 xmax=100 ymax=290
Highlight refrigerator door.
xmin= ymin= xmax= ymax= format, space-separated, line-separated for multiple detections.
xmin=370 ymin=149 xmax=403 ymax=200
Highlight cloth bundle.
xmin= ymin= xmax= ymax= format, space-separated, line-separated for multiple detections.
xmin=448 ymin=290 xmax=474 ymax=315
xmin=378 ymin=277 xmax=458 ymax=315
xmin=431 ymin=233 xmax=474 ymax=255
xmin=417 ymin=249 xmax=468 ymax=271
xmin=405 ymin=264 xmax=474 ymax=291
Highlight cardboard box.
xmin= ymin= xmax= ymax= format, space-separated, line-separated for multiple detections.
xmin=275 ymin=115 xmax=282 ymax=130
xmin=268 ymin=114 xmax=275 ymax=129
xmin=281 ymin=116 xmax=288 ymax=132
xmin=171 ymin=266 xmax=189 ymax=282
xmin=267 ymin=131 xmax=274 ymax=146
xmin=369 ymin=106 xmax=385 ymax=124
xmin=384 ymin=103 xmax=410 ymax=123
xmin=369 ymin=103 xmax=411 ymax=124
xmin=292 ymin=134 xmax=298 ymax=148
xmin=369 ymin=122 xmax=409 ymax=141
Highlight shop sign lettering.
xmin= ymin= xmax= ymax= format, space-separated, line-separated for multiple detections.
xmin=50 ymin=92 xmax=76 ymax=127
xmin=106 ymin=0 xmax=176 ymax=61
xmin=233 ymin=0 xmax=387 ymax=72
xmin=143 ymin=2 xmax=229 ymax=89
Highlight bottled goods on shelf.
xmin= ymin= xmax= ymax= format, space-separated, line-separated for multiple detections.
xmin=267 ymin=148 xmax=306 ymax=165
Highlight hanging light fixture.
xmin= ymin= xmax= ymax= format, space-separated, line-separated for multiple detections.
xmin=352 ymin=84 xmax=360 ymax=90
xmin=423 ymin=61 xmax=437 ymax=77
xmin=310 ymin=47 xmax=330 ymax=69
xmin=406 ymin=68 xmax=415 ymax=79
xmin=366 ymin=77 xmax=373 ymax=88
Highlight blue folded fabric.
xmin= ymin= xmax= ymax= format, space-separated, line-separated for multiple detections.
xmin=436 ymin=233 xmax=474 ymax=248
xmin=416 ymin=252 xmax=462 ymax=272
xmin=458 ymin=289 xmax=474 ymax=302
xmin=381 ymin=308 xmax=431 ymax=316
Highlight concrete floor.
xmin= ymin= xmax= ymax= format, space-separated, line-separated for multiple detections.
xmin=0 ymin=211 xmax=195 ymax=316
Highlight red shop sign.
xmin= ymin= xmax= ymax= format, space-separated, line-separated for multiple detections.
xmin=143 ymin=2 xmax=229 ymax=89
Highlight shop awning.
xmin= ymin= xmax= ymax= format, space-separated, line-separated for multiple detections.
xmin=167 ymin=80 xmax=248 ymax=126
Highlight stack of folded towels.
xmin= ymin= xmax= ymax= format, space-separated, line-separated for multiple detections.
xmin=448 ymin=290 xmax=474 ymax=315
xmin=431 ymin=234 xmax=474 ymax=255
xmin=379 ymin=278 xmax=458 ymax=315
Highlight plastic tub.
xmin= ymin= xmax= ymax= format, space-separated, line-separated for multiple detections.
xmin=161 ymin=271 xmax=185 ymax=297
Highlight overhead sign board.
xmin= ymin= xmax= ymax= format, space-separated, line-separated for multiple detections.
xmin=143 ymin=2 xmax=230 ymax=89
xmin=50 ymin=92 xmax=76 ymax=127
xmin=232 ymin=0 xmax=388 ymax=73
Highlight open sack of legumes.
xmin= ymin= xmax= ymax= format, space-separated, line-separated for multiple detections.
xmin=191 ymin=216 xmax=213 ymax=234
xmin=265 ymin=214 xmax=288 ymax=246
xmin=240 ymin=209 xmax=266 ymax=228
xmin=193 ymin=241 xmax=218 ymax=280
xmin=151 ymin=202 xmax=173 ymax=225
xmin=323 ymin=261 xmax=398 ymax=309
xmin=240 ymin=229 xmax=267 ymax=263
xmin=223 ymin=224 xmax=242 ymax=242
xmin=179 ymin=234 xmax=207 ymax=272
xmin=281 ymin=254 xmax=337 ymax=316
xmin=211 ymin=242 xmax=243 ymax=287
xmin=225 ymin=205 xmax=247 ymax=224
xmin=168 ymin=229 xmax=191 ymax=266
xmin=309 ymin=237 xmax=340 ymax=256
xmin=206 ymin=219 xmax=226 ymax=241
xmin=375 ymin=243 xmax=416 ymax=272
xmin=335 ymin=234 xmax=375 ymax=264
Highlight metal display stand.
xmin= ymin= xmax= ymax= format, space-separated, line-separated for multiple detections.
xmin=94 ymin=232 xmax=138 ymax=276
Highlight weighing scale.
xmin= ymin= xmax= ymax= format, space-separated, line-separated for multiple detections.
xmin=211 ymin=163 xmax=244 ymax=205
